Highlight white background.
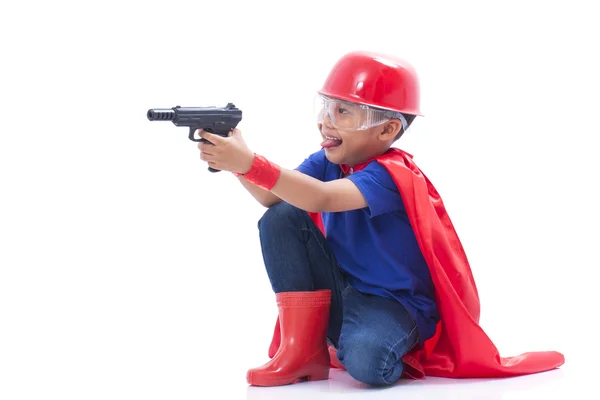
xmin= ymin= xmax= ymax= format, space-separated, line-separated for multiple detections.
xmin=1 ymin=0 xmax=598 ymax=399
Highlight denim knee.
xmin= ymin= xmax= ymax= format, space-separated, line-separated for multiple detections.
xmin=338 ymin=332 xmax=406 ymax=386
xmin=258 ymin=201 xmax=305 ymax=235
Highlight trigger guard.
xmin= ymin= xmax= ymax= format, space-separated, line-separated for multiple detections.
xmin=189 ymin=128 xmax=202 ymax=142
xmin=188 ymin=127 xmax=216 ymax=143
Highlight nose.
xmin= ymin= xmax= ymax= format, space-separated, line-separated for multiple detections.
xmin=321 ymin=112 xmax=334 ymax=128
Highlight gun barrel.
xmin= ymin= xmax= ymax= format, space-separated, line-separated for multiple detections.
xmin=147 ymin=108 xmax=175 ymax=121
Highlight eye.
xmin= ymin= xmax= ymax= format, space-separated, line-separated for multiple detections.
xmin=338 ymin=107 xmax=350 ymax=114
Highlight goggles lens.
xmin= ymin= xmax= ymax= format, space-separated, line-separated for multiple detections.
xmin=314 ymin=94 xmax=406 ymax=131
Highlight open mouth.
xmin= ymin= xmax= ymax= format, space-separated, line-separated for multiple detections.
xmin=321 ymin=135 xmax=343 ymax=149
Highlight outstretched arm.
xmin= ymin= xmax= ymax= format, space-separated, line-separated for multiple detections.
xmin=266 ymin=168 xmax=366 ymax=213
xmin=197 ymin=129 xmax=367 ymax=213
xmin=235 ymin=159 xmax=365 ymax=212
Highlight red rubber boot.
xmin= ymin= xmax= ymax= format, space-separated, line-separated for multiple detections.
xmin=267 ymin=317 xmax=280 ymax=358
xmin=247 ymin=290 xmax=331 ymax=386
xmin=268 ymin=309 xmax=344 ymax=370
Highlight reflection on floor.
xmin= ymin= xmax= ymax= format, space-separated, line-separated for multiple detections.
xmin=245 ymin=367 xmax=576 ymax=400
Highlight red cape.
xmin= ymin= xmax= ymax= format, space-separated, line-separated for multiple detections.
xmin=305 ymin=147 xmax=564 ymax=379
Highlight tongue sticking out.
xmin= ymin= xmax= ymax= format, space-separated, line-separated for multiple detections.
xmin=321 ymin=138 xmax=342 ymax=148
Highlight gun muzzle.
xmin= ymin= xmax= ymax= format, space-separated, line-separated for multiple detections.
xmin=147 ymin=108 xmax=175 ymax=121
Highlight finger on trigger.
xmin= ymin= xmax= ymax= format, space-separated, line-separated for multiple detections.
xmin=201 ymin=130 xmax=224 ymax=145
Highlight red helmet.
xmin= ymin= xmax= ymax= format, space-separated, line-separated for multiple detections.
xmin=318 ymin=51 xmax=422 ymax=116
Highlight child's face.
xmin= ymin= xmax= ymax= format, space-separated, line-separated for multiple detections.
xmin=318 ymin=108 xmax=400 ymax=166
xmin=316 ymin=96 xmax=401 ymax=166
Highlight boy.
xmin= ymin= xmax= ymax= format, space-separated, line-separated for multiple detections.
xmin=197 ymin=51 xmax=564 ymax=387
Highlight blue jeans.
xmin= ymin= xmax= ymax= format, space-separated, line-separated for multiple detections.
xmin=258 ymin=201 xmax=418 ymax=386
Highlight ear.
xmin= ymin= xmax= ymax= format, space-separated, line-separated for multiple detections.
xmin=378 ymin=119 xmax=402 ymax=141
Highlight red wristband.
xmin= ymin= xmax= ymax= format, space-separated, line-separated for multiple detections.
xmin=235 ymin=154 xmax=280 ymax=190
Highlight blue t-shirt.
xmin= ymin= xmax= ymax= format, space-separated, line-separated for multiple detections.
xmin=296 ymin=149 xmax=439 ymax=344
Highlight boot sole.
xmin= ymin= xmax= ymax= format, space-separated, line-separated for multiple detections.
xmin=247 ymin=366 xmax=330 ymax=387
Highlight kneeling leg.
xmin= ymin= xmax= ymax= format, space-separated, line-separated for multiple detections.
xmin=336 ymin=287 xmax=418 ymax=386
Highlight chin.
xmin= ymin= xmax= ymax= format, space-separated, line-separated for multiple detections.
xmin=324 ymin=147 xmax=345 ymax=165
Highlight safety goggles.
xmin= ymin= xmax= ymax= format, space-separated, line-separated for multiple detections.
xmin=314 ymin=94 xmax=407 ymax=131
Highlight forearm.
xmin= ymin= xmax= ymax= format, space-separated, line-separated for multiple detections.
xmin=237 ymin=153 xmax=365 ymax=214
xmin=269 ymin=168 xmax=328 ymax=213
xmin=237 ymin=176 xmax=281 ymax=208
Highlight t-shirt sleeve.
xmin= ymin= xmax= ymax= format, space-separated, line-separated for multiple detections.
xmin=295 ymin=149 xmax=327 ymax=181
xmin=346 ymin=161 xmax=405 ymax=217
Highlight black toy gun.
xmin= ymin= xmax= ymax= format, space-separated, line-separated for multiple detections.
xmin=147 ymin=103 xmax=243 ymax=172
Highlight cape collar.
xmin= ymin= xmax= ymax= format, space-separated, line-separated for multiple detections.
xmin=340 ymin=160 xmax=369 ymax=174
xmin=339 ymin=149 xmax=413 ymax=174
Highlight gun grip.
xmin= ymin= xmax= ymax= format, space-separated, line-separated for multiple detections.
xmin=203 ymin=143 xmax=221 ymax=173
xmin=189 ymin=127 xmax=223 ymax=173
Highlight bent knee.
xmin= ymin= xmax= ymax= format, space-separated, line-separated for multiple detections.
xmin=258 ymin=201 xmax=305 ymax=232
xmin=338 ymin=333 xmax=405 ymax=386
